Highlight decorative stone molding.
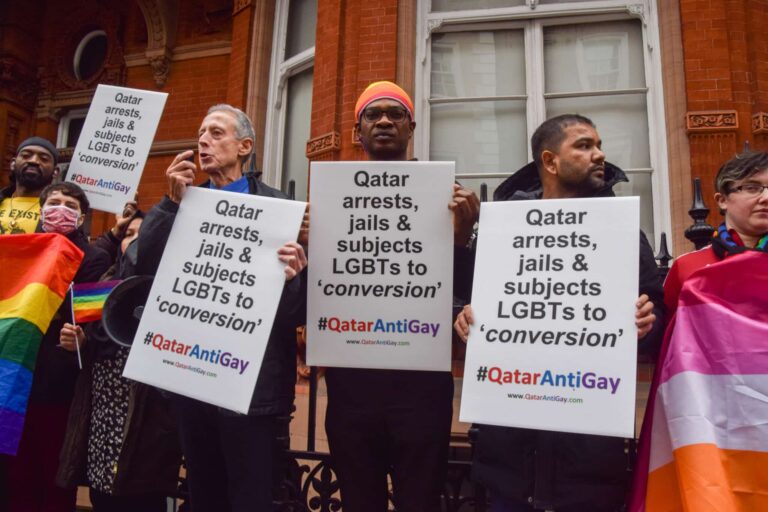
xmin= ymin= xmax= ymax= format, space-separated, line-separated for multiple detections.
xmin=146 ymin=48 xmax=173 ymax=88
xmin=136 ymin=0 xmax=179 ymax=87
xmin=0 ymin=57 xmax=38 ymax=109
xmin=306 ymin=132 xmax=341 ymax=159
xmin=233 ymin=0 xmax=252 ymax=15
xmin=627 ymin=4 xmax=647 ymax=27
xmin=58 ymin=148 xmax=75 ymax=163
xmin=686 ymin=110 xmax=738 ymax=132
xmin=123 ymin=41 xmax=232 ymax=67
xmin=35 ymin=89 xmax=97 ymax=122
xmin=751 ymin=112 xmax=768 ymax=134
xmin=148 ymin=138 xmax=197 ymax=156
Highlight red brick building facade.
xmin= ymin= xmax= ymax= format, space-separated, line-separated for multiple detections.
xmin=1 ymin=0 xmax=766 ymax=253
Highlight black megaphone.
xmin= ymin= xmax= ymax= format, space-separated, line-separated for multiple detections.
xmin=102 ymin=275 xmax=153 ymax=347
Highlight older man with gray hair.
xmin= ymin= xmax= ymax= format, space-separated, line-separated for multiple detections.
xmin=135 ymin=104 xmax=307 ymax=512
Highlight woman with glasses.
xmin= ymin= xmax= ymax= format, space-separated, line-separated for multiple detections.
xmin=663 ymin=151 xmax=768 ymax=315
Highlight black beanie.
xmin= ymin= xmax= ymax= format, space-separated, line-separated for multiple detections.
xmin=16 ymin=137 xmax=59 ymax=164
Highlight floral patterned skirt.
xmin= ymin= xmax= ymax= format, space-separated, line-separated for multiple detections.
xmin=86 ymin=347 xmax=132 ymax=494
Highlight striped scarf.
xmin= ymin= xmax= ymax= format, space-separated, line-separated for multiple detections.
xmin=711 ymin=222 xmax=768 ymax=259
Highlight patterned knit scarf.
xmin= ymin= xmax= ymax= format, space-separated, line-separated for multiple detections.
xmin=711 ymin=222 xmax=768 ymax=259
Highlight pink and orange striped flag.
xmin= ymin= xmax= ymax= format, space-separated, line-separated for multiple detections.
xmin=630 ymin=251 xmax=768 ymax=512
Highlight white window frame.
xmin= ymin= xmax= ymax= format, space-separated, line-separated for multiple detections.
xmin=56 ymin=108 xmax=89 ymax=148
xmin=415 ymin=0 xmax=671 ymax=252
xmin=73 ymin=30 xmax=107 ymax=81
xmin=262 ymin=0 xmax=315 ymax=192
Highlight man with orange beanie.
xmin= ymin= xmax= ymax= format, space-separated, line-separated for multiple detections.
xmin=322 ymin=81 xmax=479 ymax=512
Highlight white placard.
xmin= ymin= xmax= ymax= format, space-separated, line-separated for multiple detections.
xmin=460 ymin=197 xmax=639 ymax=438
xmin=307 ymin=161 xmax=454 ymax=371
xmin=66 ymin=84 xmax=168 ymax=214
xmin=123 ymin=187 xmax=306 ymax=413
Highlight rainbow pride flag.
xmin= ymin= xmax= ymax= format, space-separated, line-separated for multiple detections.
xmin=630 ymin=251 xmax=768 ymax=512
xmin=0 ymin=234 xmax=84 ymax=455
xmin=72 ymin=280 xmax=121 ymax=323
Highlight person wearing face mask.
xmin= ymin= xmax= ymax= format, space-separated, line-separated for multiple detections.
xmin=0 ymin=137 xmax=60 ymax=235
xmin=1 ymin=182 xmax=110 ymax=512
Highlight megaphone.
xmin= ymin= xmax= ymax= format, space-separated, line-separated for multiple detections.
xmin=102 ymin=275 xmax=153 ymax=347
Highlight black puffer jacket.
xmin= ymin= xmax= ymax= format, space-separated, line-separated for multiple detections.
xmin=29 ymin=229 xmax=111 ymax=404
xmin=468 ymin=161 xmax=665 ymax=511
xmin=134 ymin=174 xmax=304 ymax=416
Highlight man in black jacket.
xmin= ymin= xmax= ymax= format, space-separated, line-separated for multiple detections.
xmin=453 ymin=114 xmax=665 ymax=512
xmin=134 ymin=104 xmax=306 ymax=512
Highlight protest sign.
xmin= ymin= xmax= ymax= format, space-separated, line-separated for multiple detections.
xmin=123 ymin=187 xmax=305 ymax=413
xmin=307 ymin=161 xmax=454 ymax=371
xmin=66 ymin=84 xmax=167 ymax=214
xmin=460 ymin=197 xmax=640 ymax=438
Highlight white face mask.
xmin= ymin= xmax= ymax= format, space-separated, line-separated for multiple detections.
xmin=41 ymin=205 xmax=80 ymax=235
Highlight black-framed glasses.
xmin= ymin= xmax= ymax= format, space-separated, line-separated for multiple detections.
xmin=726 ymin=183 xmax=768 ymax=197
xmin=362 ymin=107 xmax=408 ymax=123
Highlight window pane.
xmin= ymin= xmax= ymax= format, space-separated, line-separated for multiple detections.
xmin=430 ymin=100 xmax=527 ymax=174
xmin=454 ymin=176 xmax=510 ymax=203
xmin=66 ymin=117 xmax=85 ymax=148
xmin=286 ymin=0 xmax=317 ymax=58
xmin=431 ymin=0 xmax=524 ymax=12
xmin=431 ymin=30 xmax=525 ymax=98
xmin=539 ymin=0 xmax=605 ymax=3
xmin=545 ymin=20 xmax=645 ymax=93
xmin=546 ymin=93 xmax=650 ymax=169
xmin=612 ymin=171 xmax=655 ymax=249
xmin=75 ymin=33 xmax=107 ymax=81
xmin=282 ymin=68 xmax=313 ymax=201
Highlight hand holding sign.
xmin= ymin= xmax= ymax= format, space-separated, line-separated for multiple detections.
xmin=635 ymin=293 xmax=656 ymax=339
xmin=449 ymin=183 xmax=480 ymax=247
xmin=278 ymin=241 xmax=307 ymax=280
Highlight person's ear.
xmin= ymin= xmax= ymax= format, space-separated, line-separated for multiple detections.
xmin=53 ymin=165 xmax=60 ymax=178
xmin=237 ymin=138 xmax=254 ymax=158
xmin=715 ymin=192 xmax=727 ymax=214
xmin=354 ymin=123 xmax=361 ymax=143
xmin=9 ymin=159 xmax=15 ymax=172
xmin=541 ymin=150 xmax=558 ymax=176
xmin=407 ymin=121 xmax=416 ymax=140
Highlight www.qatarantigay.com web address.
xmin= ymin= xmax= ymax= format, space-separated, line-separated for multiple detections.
xmin=345 ymin=339 xmax=411 ymax=346
xmin=162 ymin=358 xmax=218 ymax=378
xmin=506 ymin=392 xmax=584 ymax=404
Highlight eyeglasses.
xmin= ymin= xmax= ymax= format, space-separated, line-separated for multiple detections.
xmin=726 ymin=183 xmax=768 ymax=197
xmin=361 ymin=107 xmax=409 ymax=123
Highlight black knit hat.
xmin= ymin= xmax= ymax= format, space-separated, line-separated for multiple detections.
xmin=16 ymin=137 xmax=59 ymax=164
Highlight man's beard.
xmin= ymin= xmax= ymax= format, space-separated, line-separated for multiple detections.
xmin=14 ymin=164 xmax=50 ymax=190
xmin=560 ymin=164 xmax=605 ymax=197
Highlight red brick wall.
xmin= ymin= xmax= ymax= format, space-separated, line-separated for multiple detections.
xmin=310 ymin=0 xmax=401 ymax=163
xmin=226 ymin=5 xmax=254 ymax=108
xmin=681 ymin=0 xmax=768 ymax=224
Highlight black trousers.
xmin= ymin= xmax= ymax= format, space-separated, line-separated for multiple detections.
xmin=172 ymin=396 xmax=277 ymax=512
xmin=89 ymin=488 xmax=167 ymax=512
xmin=325 ymin=368 xmax=453 ymax=512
